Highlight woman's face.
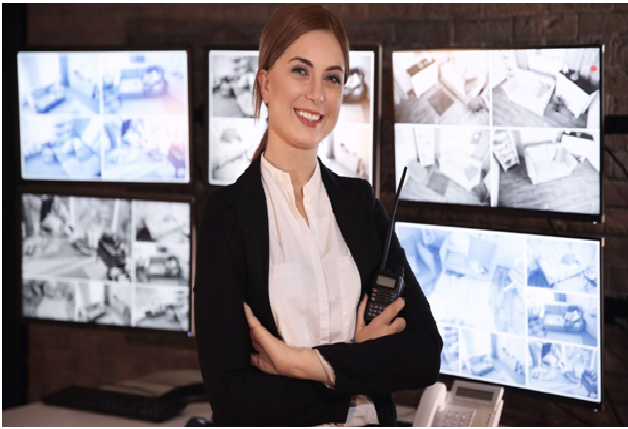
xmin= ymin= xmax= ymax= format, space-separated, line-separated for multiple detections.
xmin=259 ymin=30 xmax=345 ymax=151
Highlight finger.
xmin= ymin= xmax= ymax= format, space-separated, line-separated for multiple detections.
xmin=377 ymin=298 xmax=405 ymax=325
xmin=356 ymin=294 xmax=368 ymax=330
xmin=251 ymin=353 xmax=259 ymax=368
xmin=244 ymin=303 xmax=262 ymax=328
xmin=388 ymin=317 xmax=407 ymax=334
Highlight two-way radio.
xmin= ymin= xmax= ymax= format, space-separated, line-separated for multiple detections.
xmin=364 ymin=166 xmax=408 ymax=324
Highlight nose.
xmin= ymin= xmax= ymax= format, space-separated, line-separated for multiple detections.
xmin=305 ymin=78 xmax=324 ymax=104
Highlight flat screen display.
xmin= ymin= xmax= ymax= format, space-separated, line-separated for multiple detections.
xmin=396 ymin=222 xmax=601 ymax=404
xmin=208 ymin=49 xmax=376 ymax=185
xmin=17 ymin=50 xmax=190 ymax=183
xmin=393 ymin=47 xmax=601 ymax=218
xmin=21 ymin=193 xmax=191 ymax=332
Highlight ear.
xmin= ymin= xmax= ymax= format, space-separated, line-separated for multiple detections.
xmin=258 ymin=69 xmax=270 ymax=104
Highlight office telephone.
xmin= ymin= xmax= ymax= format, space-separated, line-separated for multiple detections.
xmin=365 ymin=167 xmax=407 ymax=323
xmin=413 ymin=381 xmax=504 ymax=427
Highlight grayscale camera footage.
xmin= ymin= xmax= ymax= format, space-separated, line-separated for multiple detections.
xmin=208 ymin=50 xmax=374 ymax=185
xmin=397 ymin=222 xmax=600 ymax=401
xmin=21 ymin=194 xmax=191 ymax=331
xmin=393 ymin=48 xmax=601 ymax=216
xmin=18 ymin=51 xmax=190 ymax=182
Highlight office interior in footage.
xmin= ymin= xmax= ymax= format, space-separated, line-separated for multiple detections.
xmin=4 ymin=3 xmax=628 ymax=428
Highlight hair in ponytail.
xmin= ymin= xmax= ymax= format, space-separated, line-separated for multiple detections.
xmin=250 ymin=4 xmax=350 ymax=162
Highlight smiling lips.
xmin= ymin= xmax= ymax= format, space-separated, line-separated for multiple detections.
xmin=294 ymin=108 xmax=324 ymax=126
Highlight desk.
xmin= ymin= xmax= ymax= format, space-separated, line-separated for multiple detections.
xmin=3 ymin=402 xmax=420 ymax=427
xmin=2 ymin=402 xmax=213 ymax=427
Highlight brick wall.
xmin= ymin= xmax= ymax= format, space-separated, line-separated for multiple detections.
xmin=25 ymin=3 xmax=628 ymax=426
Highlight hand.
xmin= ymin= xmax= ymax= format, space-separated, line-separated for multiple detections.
xmin=354 ymin=295 xmax=406 ymax=343
xmin=244 ymin=303 xmax=297 ymax=376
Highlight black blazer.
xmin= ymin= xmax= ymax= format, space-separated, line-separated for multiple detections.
xmin=194 ymin=155 xmax=442 ymax=426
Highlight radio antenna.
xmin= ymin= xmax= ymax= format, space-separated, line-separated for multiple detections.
xmin=380 ymin=166 xmax=407 ymax=271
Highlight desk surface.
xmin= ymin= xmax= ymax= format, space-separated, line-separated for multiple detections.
xmin=2 ymin=402 xmax=214 ymax=427
xmin=3 ymin=403 xmax=418 ymax=427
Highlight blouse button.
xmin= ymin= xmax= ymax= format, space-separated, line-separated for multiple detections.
xmin=314 ymin=237 xmax=319 ymax=243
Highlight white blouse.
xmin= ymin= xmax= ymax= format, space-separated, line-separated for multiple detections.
xmin=260 ymin=153 xmax=378 ymax=426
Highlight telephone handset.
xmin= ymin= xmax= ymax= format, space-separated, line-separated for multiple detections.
xmin=413 ymin=381 xmax=504 ymax=427
xmin=365 ymin=167 xmax=407 ymax=324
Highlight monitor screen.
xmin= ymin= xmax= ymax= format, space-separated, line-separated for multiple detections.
xmin=21 ymin=193 xmax=191 ymax=332
xmin=393 ymin=47 xmax=601 ymax=218
xmin=208 ymin=49 xmax=376 ymax=185
xmin=17 ymin=50 xmax=190 ymax=183
xmin=396 ymin=222 xmax=601 ymax=404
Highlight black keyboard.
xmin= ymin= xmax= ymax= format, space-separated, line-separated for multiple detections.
xmin=43 ymin=385 xmax=187 ymax=422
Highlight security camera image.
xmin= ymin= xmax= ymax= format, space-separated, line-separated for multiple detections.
xmin=20 ymin=116 xmax=103 ymax=180
xmin=397 ymin=224 xmax=526 ymax=335
xmin=460 ymin=330 xmax=526 ymax=386
xmin=18 ymin=52 xmax=101 ymax=115
xmin=319 ymin=123 xmax=372 ymax=181
xmin=22 ymin=279 xmax=75 ymax=321
xmin=135 ymin=243 xmax=189 ymax=286
xmin=210 ymin=52 xmax=260 ymax=119
xmin=339 ymin=51 xmax=373 ymax=124
xmin=209 ymin=117 xmax=266 ymax=185
xmin=396 ymin=126 xmax=491 ymax=206
xmin=134 ymin=287 xmax=189 ymax=331
xmin=102 ymin=117 xmax=189 ymax=182
xmin=101 ymin=51 xmax=188 ymax=115
xmin=527 ymin=236 xmax=599 ymax=294
xmin=396 ymin=221 xmax=601 ymax=402
xmin=21 ymin=194 xmax=192 ymax=331
xmin=76 ymin=282 xmax=131 ymax=326
xmin=440 ymin=326 xmax=460 ymax=373
xmin=22 ymin=195 xmax=132 ymax=282
xmin=17 ymin=50 xmax=190 ymax=183
xmin=492 ymin=48 xmax=600 ymax=129
xmin=393 ymin=50 xmax=490 ymax=126
xmin=392 ymin=47 xmax=601 ymax=217
xmin=135 ymin=201 xmax=190 ymax=245
xmin=527 ymin=289 xmax=598 ymax=347
xmin=528 ymin=341 xmax=599 ymax=400
xmin=494 ymin=129 xmax=600 ymax=215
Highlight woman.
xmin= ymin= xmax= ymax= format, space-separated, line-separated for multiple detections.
xmin=195 ymin=4 xmax=442 ymax=426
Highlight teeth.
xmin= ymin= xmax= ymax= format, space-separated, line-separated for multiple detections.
xmin=296 ymin=110 xmax=321 ymax=121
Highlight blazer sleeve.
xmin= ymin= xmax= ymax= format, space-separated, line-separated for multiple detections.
xmin=194 ymin=192 xmax=351 ymax=426
xmin=314 ymin=181 xmax=443 ymax=396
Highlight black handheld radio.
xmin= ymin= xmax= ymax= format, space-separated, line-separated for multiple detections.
xmin=364 ymin=166 xmax=408 ymax=324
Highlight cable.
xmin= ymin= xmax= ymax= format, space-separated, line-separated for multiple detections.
xmin=604 ymin=386 xmax=624 ymax=427
xmin=554 ymin=402 xmax=593 ymax=427
xmin=604 ymin=146 xmax=628 ymax=179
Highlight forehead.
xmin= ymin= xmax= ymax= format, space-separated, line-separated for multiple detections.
xmin=279 ymin=30 xmax=345 ymax=68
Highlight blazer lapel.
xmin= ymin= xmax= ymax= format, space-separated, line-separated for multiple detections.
xmin=319 ymin=160 xmax=382 ymax=294
xmin=226 ymin=156 xmax=279 ymax=338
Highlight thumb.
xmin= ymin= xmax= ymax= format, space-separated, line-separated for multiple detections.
xmin=356 ymin=294 xmax=368 ymax=331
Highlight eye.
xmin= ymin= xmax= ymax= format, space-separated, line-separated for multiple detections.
xmin=327 ymin=74 xmax=342 ymax=85
xmin=292 ymin=67 xmax=307 ymax=76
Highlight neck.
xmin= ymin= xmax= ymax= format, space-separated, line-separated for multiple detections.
xmin=263 ymin=129 xmax=319 ymax=190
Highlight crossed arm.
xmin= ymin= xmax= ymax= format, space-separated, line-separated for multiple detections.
xmin=194 ymin=185 xmax=442 ymax=425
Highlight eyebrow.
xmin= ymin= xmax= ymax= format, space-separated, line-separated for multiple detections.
xmin=289 ymin=56 xmax=344 ymax=73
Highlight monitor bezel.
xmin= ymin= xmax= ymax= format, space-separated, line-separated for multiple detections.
xmin=18 ymin=188 xmax=196 ymax=336
xmin=394 ymin=219 xmax=604 ymax=409
xmin=15 ymin=46 xmax=195 ymax=187
xmin=390 ymin=44 xmax=604 ymax=223
xmin=205 ymin=44 xmax=382 ymax=196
